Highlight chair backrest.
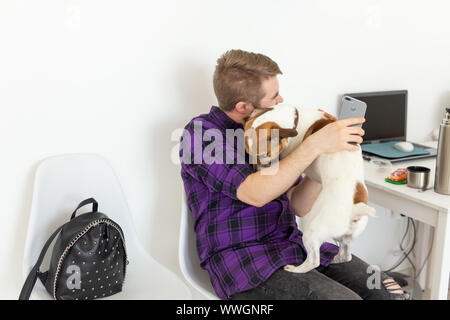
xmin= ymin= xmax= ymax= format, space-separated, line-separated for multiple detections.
xmin=179 ymin=190 xmax=218 ymax=300
xmin=22 ymin=153 xmax=141 ymax=280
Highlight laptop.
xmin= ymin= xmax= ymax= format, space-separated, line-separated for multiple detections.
xmin=343 ymin=90 xmax=437 ymax=163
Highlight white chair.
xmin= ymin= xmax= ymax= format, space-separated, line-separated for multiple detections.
xmin=179 ymin=191 xmax=219 ymax=299
xmin=22 ymin=153 xmax=192 ymax=299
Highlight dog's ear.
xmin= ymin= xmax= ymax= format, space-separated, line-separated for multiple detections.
xmin=249 ymin=121 xmax=278 ymax=157
xmin=244 ymin=107 xmax=281 ymax=155
xmin=244 ymin=108 xmax=298 ymax=169
xmin=302 ymin=118 xmax=334 ymax=142
xmin=246 ymin=121 xmax=298 ymax=158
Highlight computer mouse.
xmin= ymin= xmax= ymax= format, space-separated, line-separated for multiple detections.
xmin=394 ymin=141 xmax=414 ymax=152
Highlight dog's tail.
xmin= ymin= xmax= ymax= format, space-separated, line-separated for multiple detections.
xmin=352 ymin=202 xmax=377 ymax=218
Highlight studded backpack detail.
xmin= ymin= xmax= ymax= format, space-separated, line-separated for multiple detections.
xmin=19 ymin=198 xmax=128 ymax=300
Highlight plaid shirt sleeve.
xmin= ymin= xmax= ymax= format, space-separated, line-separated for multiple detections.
xmin=180 ymin=120 xmax=254 ymax=201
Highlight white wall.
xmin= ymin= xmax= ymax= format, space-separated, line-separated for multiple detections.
xmin=1 ymin=0 xmax=450 ymax=298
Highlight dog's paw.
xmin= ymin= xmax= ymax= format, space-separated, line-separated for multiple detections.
xmin=284 ymin=263 xmax=315 ymax=273
xmin=331 ymin=253 xmax=353 ymax=264
xmin=331 ymin=255 xmax=345 ymax=264
xmin=344 ymin=253 xmax=352 ymax=262
xmin=283 ymin=265 xmax=298 ymax=273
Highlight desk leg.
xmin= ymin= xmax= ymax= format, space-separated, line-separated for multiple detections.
xmin=430 ymin=211 xmax=450 ymax=300
xmin=415 ymin=222 xmax=433 ymax=293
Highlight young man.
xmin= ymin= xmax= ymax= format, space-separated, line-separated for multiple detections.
xmin=179 ymin=49 xmax=408 ymax=300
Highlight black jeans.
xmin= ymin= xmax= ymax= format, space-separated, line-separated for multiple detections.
xmin=230 ymin=255 xmax=407 ymax=300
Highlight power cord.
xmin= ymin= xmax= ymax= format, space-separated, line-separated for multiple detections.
xmin=383 ymin=216 xmax=416 ymax=273
xmin=401 ymin=218 xmax=416 ymax=277
xmin=384 ymin=215 xmax=437 ymax=300
xmin=383 ymin=216 xmax=418 ymax=298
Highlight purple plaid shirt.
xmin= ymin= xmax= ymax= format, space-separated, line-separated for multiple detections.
xmin=179 ymin=106 xmax=339 ymax=299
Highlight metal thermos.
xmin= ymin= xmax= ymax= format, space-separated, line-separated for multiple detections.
xmin=434 ymin=108 xmax=450 ymax=195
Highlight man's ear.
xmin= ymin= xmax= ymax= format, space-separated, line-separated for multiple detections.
xmin=235 ymin=101 xmax=253 ymax=114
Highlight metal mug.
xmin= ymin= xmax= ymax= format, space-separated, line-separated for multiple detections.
xmin=407 ymin=166 xmax=430 ymax=189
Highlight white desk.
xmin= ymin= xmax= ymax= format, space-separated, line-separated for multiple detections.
xmin=364 ymin=141 xmax=450 ymax=300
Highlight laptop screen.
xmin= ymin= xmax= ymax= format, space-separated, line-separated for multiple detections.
xmin=344 ymin=90 xmax=407 ymax=143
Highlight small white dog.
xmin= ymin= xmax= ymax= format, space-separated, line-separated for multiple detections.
xmin=244 ymin=104 xmax=376 ymax=273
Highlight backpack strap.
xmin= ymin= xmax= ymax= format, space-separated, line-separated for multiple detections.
xmin=19 ymin=224 xmax=65 ymax=300
xmin=71 ymin=198 xmax=98 ymax=220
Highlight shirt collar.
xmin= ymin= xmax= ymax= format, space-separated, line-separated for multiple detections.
xmin=209 ymin=106 xmax=244 ymax=130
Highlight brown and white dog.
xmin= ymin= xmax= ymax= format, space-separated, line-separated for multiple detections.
xmin=244 ymin=104 xmax=376 ymax=273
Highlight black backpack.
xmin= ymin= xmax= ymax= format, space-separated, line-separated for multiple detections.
xmin=19 ymin=198 xmax=128 ymax=300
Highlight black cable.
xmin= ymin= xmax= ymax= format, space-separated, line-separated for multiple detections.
xmin=381 ymin=217 xmax=417 ymax=300
xmin=383 ymin=217 xmax=416 ymax=273
xmin=383 ymin=217 xmax=409 ymax=272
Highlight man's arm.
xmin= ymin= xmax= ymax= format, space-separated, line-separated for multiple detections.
xmin=236 ymin=140 xmax=320 ymax=207
xmin=286 ymin=176 xmax=322 ymax=217
xmin=237 ymin=117 xmax=365 ymax=207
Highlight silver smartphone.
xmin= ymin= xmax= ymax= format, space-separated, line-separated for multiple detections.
xmin=339 ymin=95 xmax=367 ymax=127
xmin=339 ymin=95 xmax=367 ymax=144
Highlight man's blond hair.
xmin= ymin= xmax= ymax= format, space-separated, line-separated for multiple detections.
xmin=213 ymin=49 xmax=282 ymax=112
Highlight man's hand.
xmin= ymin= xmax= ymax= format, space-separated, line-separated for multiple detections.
xmin=287 ymin=176 xmax=322 ymax=217
xmin=304 ymin=117 xmax=366 ymax=153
